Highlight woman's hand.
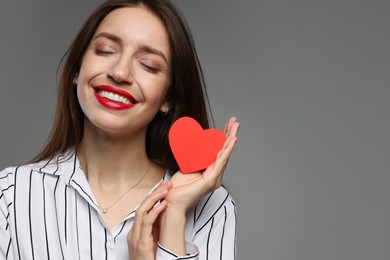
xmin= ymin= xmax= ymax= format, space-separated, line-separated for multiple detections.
xmin=127 ymin=181 xmax=172 ymax=260
xmin=157 ymin=117 xmax=240 ymax=256
xmin=165 ymin=117 xmax=240 ymax=213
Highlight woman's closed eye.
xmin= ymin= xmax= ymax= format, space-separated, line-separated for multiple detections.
xmin=92 ymin=42 xmax=117 ymax=56
xmin=139 ymin=58 xmax=167 ymax=74
xmin=140 ymin=62 xmax=160 ymax=73
xmin=94 ymin=46 xmax=117 ymax=56
xmin=95 ymin=49 xmax=115 ymax=55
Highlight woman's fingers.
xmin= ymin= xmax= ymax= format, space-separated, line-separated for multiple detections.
xmin=217 ymin=136 xmax=238 ymax=170
xmin=216 ymin=119 xmax=239 ymax=170
xmin=201 ymin=118 xmax=239 ymax=190
xmin=129 ymin=182 xmax=171 ymax=247
xmin=140 ymin=200 xmax=167 ymax=238
xmin=137 ymin=190 xmax=168 ymax=237
xmin=133 ymin=185 xmax=168 ymax=225
xmin=227 ymin=117 xmax=239 ymax=138
xmin=223 ymin=117 xmax=238 ymax=137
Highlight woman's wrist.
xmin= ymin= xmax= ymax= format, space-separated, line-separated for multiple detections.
xmin=159 ymin=208 xmax=187 ymax=256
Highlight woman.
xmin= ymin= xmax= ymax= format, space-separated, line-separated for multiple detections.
xmin=0 ymin=0 xmax=239 ymax=259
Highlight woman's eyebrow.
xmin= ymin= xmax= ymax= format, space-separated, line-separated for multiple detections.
xmin=93 ymin=32 xmax=122 ymax=44
xmin=92 ymin=32 xmax=168 ymax=64
xmin=137 ymin=44 xmax=168 ymax=64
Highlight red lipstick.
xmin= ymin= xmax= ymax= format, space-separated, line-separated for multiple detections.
xmin=94 ymin=85 xmax=138 ymax=110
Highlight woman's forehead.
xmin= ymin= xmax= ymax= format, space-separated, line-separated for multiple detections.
xmin=94 ymin=6 xmax=171 ymax=57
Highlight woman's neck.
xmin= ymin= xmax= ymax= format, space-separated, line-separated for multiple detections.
xmin=76 ymin=124 xmax=155 ymax=192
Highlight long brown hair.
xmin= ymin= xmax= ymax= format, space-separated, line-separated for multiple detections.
xmin=31 ymin=0 xmax=211 ymax=171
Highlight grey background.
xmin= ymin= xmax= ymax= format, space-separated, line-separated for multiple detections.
xmin=1 ymin=1 xmax=389 ymax=259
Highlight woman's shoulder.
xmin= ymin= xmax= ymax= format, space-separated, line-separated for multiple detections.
xmin=0 ymin=154 xmax=74 ymax=208
xmin=0 ymin=163 xmax=39 ymax=191
xmin=0 ymin=164 xmax=30 ymax=184
xmin=0 ymin=155 xmax=64 ymax=190
xmin=0 ymin=150 xmax=77 ymax=186
xmin=0 ymin=164 xmax=32 ymax=207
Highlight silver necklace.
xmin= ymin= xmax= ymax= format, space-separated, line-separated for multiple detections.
xmin=96 ymin=162 xmax=152 ymax=214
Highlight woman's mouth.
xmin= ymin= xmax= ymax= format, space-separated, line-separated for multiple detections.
xmin=93 ymin=85 xmax=138 ymax=110
xmin=97 ymin=90 xmax=132 ymax=105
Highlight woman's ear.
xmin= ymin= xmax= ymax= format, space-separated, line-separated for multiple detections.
xmin=160 ymin=102 xmax=171 ymax=115
xmin=73 ymin=74 xmax=79 ymax=87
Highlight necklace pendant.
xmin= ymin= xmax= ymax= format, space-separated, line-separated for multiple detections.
xmin=102 ymin=208 xmax=108 ymax=214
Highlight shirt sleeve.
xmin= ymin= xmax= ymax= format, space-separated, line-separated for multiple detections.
xmin=156 ymin=241 xmax=199 ymax=259
xmin=0 ymin=170 xmax=14 ymax=260
xmin=190 ymin=188 xmax=237 ymax=260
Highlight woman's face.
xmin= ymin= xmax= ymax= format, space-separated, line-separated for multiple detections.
xmin=76 ymin=6 xmax=171 ymax=137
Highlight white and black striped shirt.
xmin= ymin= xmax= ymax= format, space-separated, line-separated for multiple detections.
xmin=0 ymin=151 xmax=237 ymax=259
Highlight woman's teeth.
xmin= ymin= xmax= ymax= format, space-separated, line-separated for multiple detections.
xmin=98 ymin=90 xmax=132 ymax=104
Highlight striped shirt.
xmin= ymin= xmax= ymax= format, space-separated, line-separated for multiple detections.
xmin=0 ymin=150 xmax=237 ymax=259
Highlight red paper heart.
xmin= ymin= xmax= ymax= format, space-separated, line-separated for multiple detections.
xmin=169 ymin=117 xmax=226 ymax=174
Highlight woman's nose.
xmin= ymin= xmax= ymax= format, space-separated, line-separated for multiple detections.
xmin=107 ymin=58 xmax=133 ymax=84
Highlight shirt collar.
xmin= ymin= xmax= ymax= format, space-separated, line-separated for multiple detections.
xmin=32 ymin=149 xmax=174 ymax=186
xmin=32 ymin=149 xmax=80 ymax=184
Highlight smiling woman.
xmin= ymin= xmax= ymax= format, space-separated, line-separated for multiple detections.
xmin=76 ymin=7 xmax=172 ymax=136
xmin=0 ymin=0 xmax=239 ymax=260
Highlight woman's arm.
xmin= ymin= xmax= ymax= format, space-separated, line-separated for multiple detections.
xmin=157 ymin=117 xmax=239 ymax=258
xmin=127 ymin=117 xmax=239 ymax=259
xmin=157 ymin=187 xmax=237 ymax=260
